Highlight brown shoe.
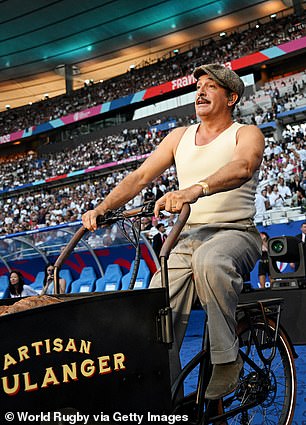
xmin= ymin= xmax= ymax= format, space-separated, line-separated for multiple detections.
xmin=205 ymin=354 xmax=243 ymax=400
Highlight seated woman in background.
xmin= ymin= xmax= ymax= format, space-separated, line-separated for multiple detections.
xmin=8 ymin=270 xmax=37 ymax=298
xmin=41 ymin=263 xmax=66 ymax=295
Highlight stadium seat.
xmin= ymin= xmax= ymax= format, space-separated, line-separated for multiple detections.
xmin=121 ymin=260 xmax=151 ymax=290
xmin=32 ymin=269 xmax=73 ymax=294
xmin=95 ymin=264 xmax=123 ymax=292
xmin=70 ymin=266 xmax=97 ymax=293
xmin=0 ymin=275 xmax=9 ymax=299
xmin=59 ymin=269 xmax=73 ymax=293
xmin=31 ymin=271 xmax=45 ymax=293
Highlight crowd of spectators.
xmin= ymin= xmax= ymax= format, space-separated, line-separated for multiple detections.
xmin=0 ymin=71 xmax=305 ymax=195
xmin=255 ymin=122 xmax=306 ymax=218
xmin=0 ymin=85 xmax=305 ymax=239
xmin=235 ymin=73 xmax=306 ymax=126
xmin=0 ymin=10 xmax=305 ymax=241
xmin=0 ymin=128 xmax=162 ymax=191
xmin=0 ymin=12 xmax=304 ymax=136
xmin=0 ymin=115 xmax=196 ymax=192
xmin=0 ymin=166 xmax=179 ymax=237
xmin=1 ymin=118 xmax=306 ymax=239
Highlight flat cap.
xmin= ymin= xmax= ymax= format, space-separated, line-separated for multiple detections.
xmin=193 ymin=63 xmax=244 ymax=102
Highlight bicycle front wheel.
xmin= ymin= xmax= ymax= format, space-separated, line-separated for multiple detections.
xmin=223 ymin=319 xmax=296 ymax=425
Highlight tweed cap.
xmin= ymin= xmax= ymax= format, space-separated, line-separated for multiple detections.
xmin=193 ymin=63 xmax=244 ymax=102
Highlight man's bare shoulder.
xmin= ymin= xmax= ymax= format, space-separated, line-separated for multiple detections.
xmin=168 ymin=125 xmax=189 ymax=138
xmin=237 ymin=124 xmax=264 ymax=138
xmin=159 ymin=127 xmax=188 ymax=152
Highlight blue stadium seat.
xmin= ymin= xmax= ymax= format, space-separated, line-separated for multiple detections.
xmin=95 ymin=264 xmax=122 ymax=292
xmin=31 ymin=271 xmax=45 ymax=293
xmin=121 ymin=260 xmax=151 ymax=290
xmin=0 ymin=275 xmax=9 ymax=299
xmin=31 ymin=269 xmax=73 ymax=294
xmin=59 ymin=269 xmax=73 ymax=293
xmin=70 ymin=266 xmax=96 ymax=293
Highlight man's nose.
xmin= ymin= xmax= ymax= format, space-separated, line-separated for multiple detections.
xmin=198 ymin=86 xmax=207 ymax=96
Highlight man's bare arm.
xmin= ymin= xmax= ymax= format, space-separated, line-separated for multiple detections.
xmin=203 ymin=125 xmax=264 ymax=194
xmin=154 ymin=125 xmax=264 ymax=216
xmin=82 ymin=127 xmax=186 ymax=231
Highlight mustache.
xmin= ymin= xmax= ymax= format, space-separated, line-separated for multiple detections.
xmin=196 ymin=94 xmax=210 ymax=104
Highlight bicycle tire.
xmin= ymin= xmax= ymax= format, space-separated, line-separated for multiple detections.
xmin=222 ymin=318 xmax=296 ymax=425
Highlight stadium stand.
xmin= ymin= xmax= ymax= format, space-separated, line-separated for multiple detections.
xmin=0 ymin=12 xmax=304 ymax=135
xmin=0 ymin=5 xmax=306 ymax=422
xmin=0 ymin=10 xmax=305 ymax=237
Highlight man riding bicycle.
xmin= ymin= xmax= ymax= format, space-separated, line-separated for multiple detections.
xmin=82 ymin=63 xmax=264 ymax=400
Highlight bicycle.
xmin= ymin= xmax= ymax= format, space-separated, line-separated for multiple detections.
xmin=53 ymin=202 xmax=297 ymax=425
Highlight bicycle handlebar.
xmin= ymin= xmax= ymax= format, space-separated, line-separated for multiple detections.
xmin=53 ymin=202 xmax=190 ymax=293
xmin=96 ymin=201 xmax=155 ymax=226
xmin=54 ymin=202 xmax=155 ymax=273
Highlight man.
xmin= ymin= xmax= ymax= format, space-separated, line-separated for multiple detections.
xmin=277 ymin=176 xmax=292 ymax=201
xmin=82 ymin=63 xmax=264 ymax=399
xmin=296 ymin=222 xmax=306 ymax=243
xmin=290 ymin=222 xmax=306 ymax=270
xmin=268 ymin=184 xmax=285 ymax=208
xmin=255 ymin=188 xmax=270 ymax=217
xmin=152 ymin=223 xmax=167 ymax=257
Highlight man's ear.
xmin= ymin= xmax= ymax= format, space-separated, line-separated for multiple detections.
xmin=228 ymin=93 xmax=238 ymax=106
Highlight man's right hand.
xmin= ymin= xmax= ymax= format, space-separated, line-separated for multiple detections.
xmin=82 ymin=209 xmax=100 ymax=232
xmin=154 ymin=184 xmax=203 ymax=218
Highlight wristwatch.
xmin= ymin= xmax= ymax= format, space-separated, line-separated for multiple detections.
xmin=195 ymin=181 xmax=210 ymax=196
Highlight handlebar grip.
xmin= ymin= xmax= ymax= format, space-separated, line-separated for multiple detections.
xmin=159 ymin=203 xmax=190 ymax=259
xmin=96 ymin=202 xmax=155 ymax=226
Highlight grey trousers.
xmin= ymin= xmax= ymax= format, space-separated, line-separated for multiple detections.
xmin=150 ymin=219 xmax=262 ymax=384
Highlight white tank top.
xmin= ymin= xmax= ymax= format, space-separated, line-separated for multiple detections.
xmin=175 ymin=122 xmax=258 ymax=224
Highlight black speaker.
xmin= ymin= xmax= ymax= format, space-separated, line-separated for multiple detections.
xmin=268 ymin=236 xmax=306 ymax=279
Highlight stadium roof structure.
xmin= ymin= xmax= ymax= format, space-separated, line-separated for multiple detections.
xmin=0 ymin=0 xmax=297 ymax=109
